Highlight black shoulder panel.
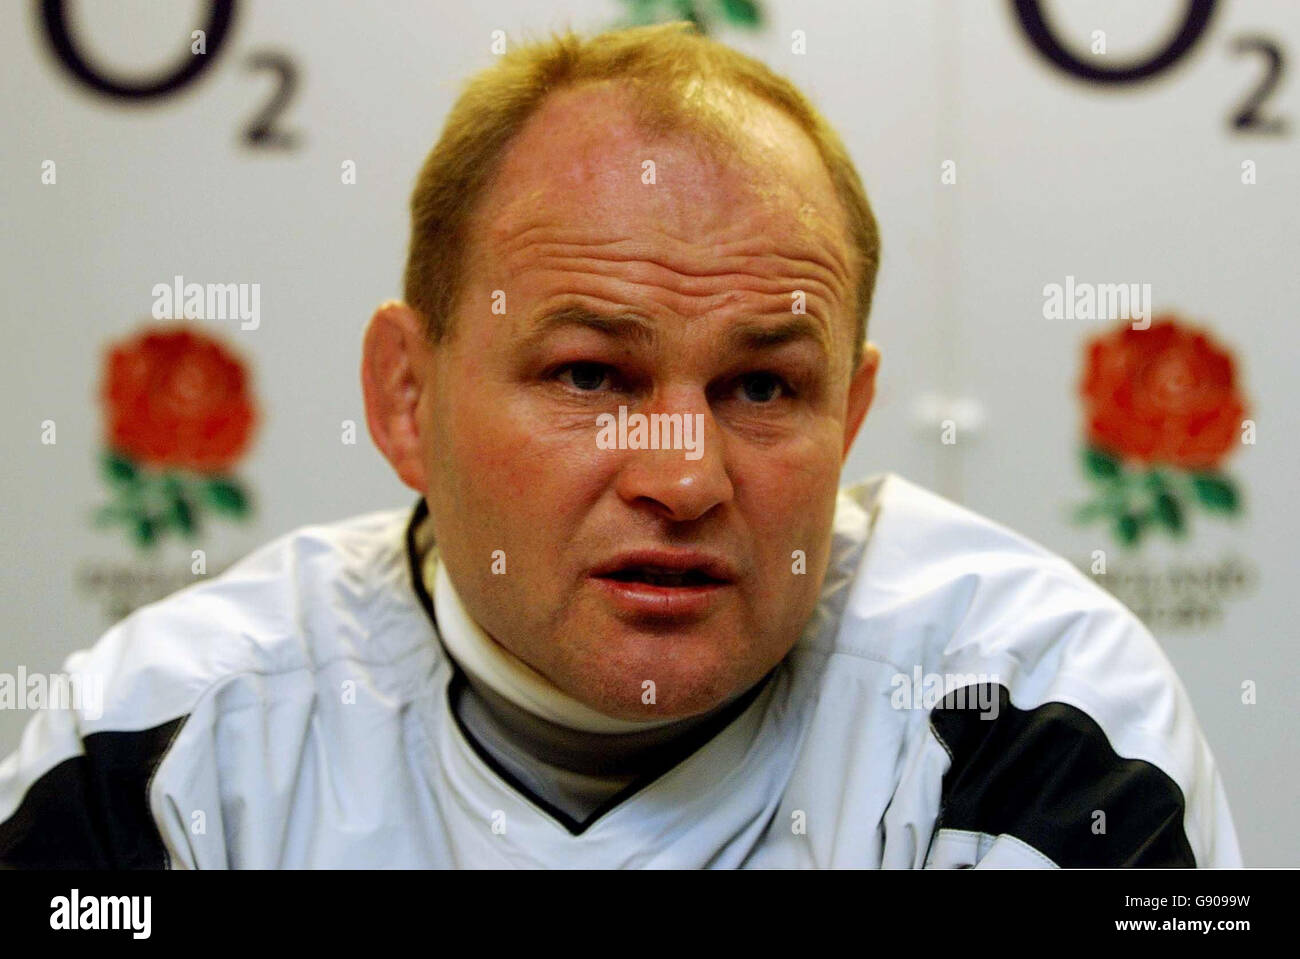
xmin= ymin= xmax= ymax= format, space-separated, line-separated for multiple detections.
xmin=929 ymin=684 xmax=1196 ymax=867
xmin=0 ymin=717 xmax=186 ymax=869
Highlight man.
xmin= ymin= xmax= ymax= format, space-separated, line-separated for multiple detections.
xmin=0 ymin=23 xmax=1240 ymax=868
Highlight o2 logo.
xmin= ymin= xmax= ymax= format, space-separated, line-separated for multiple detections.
xmin=37 ymin=0 xmax=301 ymax=150
xmin=1012 ymin=0 xmax=1288 ymax=136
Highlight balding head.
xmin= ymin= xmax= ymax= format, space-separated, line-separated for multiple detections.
xmin=403 ymin=22 xmax=880 ymax=368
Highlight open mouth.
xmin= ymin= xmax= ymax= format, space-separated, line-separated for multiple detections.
xmin=597 ymin=566 xmax=726 ymax=588
xmin=589 ymin=553 xmax=734 ymax=618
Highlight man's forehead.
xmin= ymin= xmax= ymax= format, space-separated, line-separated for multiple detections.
xmin=477 ymin=81 xmax=850 ymax=259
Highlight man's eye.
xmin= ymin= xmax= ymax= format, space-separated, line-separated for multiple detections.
xmin=556 ymin=362 xmax=613 ymax=392
xmin=735 ymin=371 xmax=790 ymax=403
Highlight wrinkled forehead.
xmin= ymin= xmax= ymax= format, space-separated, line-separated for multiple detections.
xmin=470 ymin=80 xmax=852 ymax=272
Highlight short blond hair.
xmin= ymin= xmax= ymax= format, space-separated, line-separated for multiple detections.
xmin=403 ymin=21 xmax=880 ymax=365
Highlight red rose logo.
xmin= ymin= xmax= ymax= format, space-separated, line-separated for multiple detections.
xmin=104 ymin=326 xmax=256 ymax=472
xmin=1075 ymin=316 xmax=1248 ymax=546
xmin=94 ymin=325 xmax=259 ymax=548
xmin=1081 ymin=317 xmax=1246 ymax=470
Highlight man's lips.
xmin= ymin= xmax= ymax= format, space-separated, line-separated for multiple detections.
xmin=589 ymin=549 xmax=737 ymax=585
xmin=588 ymin=549 xmax=737 ymax=620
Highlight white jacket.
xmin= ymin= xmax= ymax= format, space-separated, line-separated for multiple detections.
xmin=0 ymin=473 xmax=1241 ymax=867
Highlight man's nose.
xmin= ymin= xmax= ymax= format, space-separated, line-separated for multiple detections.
xmin=611 ymin=403 xmax=733 ymax=523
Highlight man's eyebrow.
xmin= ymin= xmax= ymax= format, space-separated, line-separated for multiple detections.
xmin=521 ymin=305 xmax=832 ymax=358
xmin=725 ymin=316 xmax=831 ymax=358
xmin=521 ymin=306 xmax=659 ymax=348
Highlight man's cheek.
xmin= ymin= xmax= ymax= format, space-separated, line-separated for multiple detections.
xmin=452 ymin=419 xmax=538 ymax=503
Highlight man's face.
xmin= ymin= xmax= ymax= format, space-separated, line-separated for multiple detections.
xmin=416 ymin=83 xmax=875 ymax=720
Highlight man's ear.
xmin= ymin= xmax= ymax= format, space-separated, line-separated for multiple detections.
xmin=842 ymin=340 xmax=881 ymax=460
xmin=361 ymin=300 xmax=432 ymax=493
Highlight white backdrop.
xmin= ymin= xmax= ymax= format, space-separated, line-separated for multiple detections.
xmin=2 ymin=0 xmax=1295 ymax=865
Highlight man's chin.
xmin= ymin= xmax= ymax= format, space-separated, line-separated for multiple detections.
xmin=567 ymin=679 xmax=738 ymax=724
xmin=548 ymin=620 xmax=764 ymax=722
